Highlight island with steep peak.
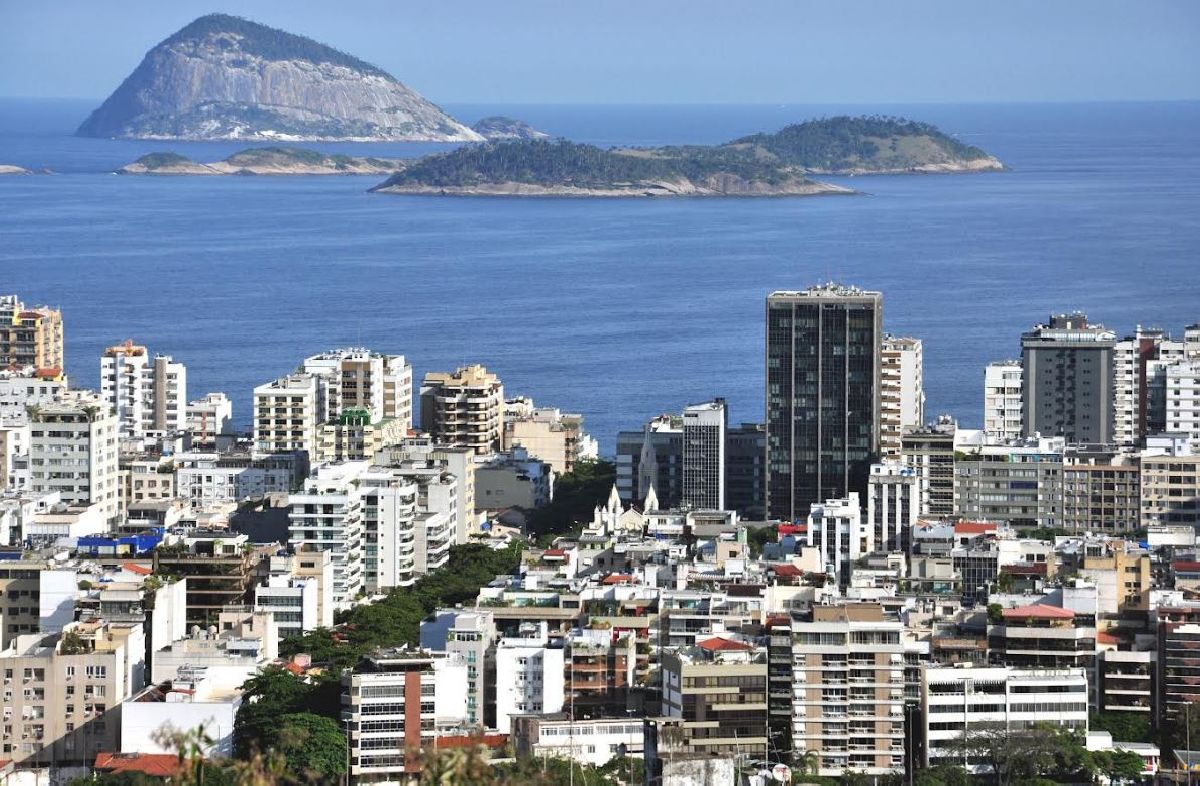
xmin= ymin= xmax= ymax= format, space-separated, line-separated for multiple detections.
xmin=116 ymin=147 xmax=405 ymax=175
xmin=77 ymin=14 xmax=482 ymax=142
xmin=370 ymin=115 xmax=1001 ymax=198
xmin=470 ymin=116 xmax=550 ymax=141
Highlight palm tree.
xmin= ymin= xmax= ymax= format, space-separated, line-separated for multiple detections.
xmin=794 ymin=748 xmax=820 ymax=777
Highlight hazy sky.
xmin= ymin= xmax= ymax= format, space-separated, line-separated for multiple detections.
xmin=1 ymin=0 xmax=1197 ymax=103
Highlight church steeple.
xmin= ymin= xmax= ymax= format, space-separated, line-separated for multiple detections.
xmin=644 ymin=483 xmax=659 ymax=512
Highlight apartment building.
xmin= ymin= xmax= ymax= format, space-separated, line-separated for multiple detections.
xmin=880 ymin=336 xmax=925 ymax=460
xmin=342 ymin=649 xmax=469 ymax=785
xmin=185 ymin=392 xmax=233 ymax=448
xmin=29 ymin=392 xmax=120 ymax=523
xmin=954 ymin=437 xmax=1065 ymax=529
xmin=173 ymin=450 xmax=301 ymax=507
xmin=357 ymin=467 xmax=421 ymax=592
xmin=419 ymin=608 xmax=497 ymax=729
xmin=900 ymin=418 xmax=957 ymax=518
xmin=984 ymin=360 xmax=1023 ymax=442
xmin=100 ymin=342 xmax=187 ymax=439
xmin=0 ymin=562 xmax=77 ymax=648
xmin=379 ymin=437 xmax=477 ymax=544
xmin=1140 ymin=450 xmax=1200 ymax=529
xmin=807 ymin=492 xmax=870 ymax=587
xmin=153 ymin=531 xmax=270 ymax=626
xmin=681 ymin=399 xmax=727 ymax=511
xmin=1062 ymin=455 xmax=1141 ymax=533
xmin=419 ymin=364 xmax=504 ymax=455
xmin=288 ymin=461 xmax=367 ymax=610
xmin=0 ymin=295 xmax=64 ymax=372
xmin=789 ymin=604 xmax=906 ymax=777
xmin=1021 ymin=312 xmax=1116 ymax=443
xmin=1166 ymin=360 xmax=1200 ymax=452
xmin=253 ymin=373 xmax=321 ymax=457
xmin=502 ymin=397 xmax=585 ymax=475
xmin=922 ymin=665 xmax=1089 ymax=771
xmin=494 ymin=622 xmax=565 ymax=735
xmin=300 ymin=348 xmax=413 ymax=426
xmin=1114 ymin=325 xmax=1194 ymax=447
xmin=315 ymin=407 xmax=406 ymax=463
xmin=660 ymin=636 xmax=769 ymax=762
xmin=0 ymin=365 xmax=66 ymax=424
xmin=866 ymin=463 xmax=918 ymax=552
xmin=986 ymin=605 xmax=1097 ymax=696
xmin=615 ymin=414 xmax=683 ymax=509
xmin=0 ymin=621 xmax=145 ymax=766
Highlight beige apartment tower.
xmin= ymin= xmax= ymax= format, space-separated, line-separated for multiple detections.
xmin=420 ymin=364 xmax=504 ymax=454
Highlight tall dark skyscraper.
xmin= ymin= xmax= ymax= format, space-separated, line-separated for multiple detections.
xmin=1021 ymin=312 xmax=1116 ymax=444
xmin=766 ymin=284 xmax=882 ymax=521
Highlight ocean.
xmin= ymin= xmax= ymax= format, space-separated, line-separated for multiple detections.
xmin=1 ymin=100 xmax=1198 ymax=450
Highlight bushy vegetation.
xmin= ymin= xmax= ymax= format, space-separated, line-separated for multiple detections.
xmin=134 ymin=151 xmax=193 ymax=168
xmin=377 ymin=138 xmax=801 ymax=190
xmin=525 ymin=458 xmax=616 ymax=541
xmin=731 ymin=115 xmax=991 ymax=170
xmin=166 ymin=13 xmax=389 ymax=77
xmin=278 ymin=541 xmax=522 ymax=671
xmin=380 ymin=115 xmax=993 ymax=190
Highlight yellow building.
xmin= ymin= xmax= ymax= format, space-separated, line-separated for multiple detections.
xmin=0 ymin=295 xmax=64 ymax=372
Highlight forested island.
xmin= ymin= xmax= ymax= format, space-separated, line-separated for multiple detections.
xmin=117 ymin=147 xmax=404 ymax=175
xmin=371 ymin=115 xmax=1003 ymax=198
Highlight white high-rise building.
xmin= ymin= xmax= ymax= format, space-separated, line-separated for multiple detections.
xmin=983 ymin=360 xmax=1023 ymax=442
xmin=29 ymin=391 xmax=120 ymax=522
xmin=1166 ymin=360 xmax=1200 ymax=452
xmin=807 ymin=492 xmax=870 ymax=586
xmin=1114 ymin=327 xmax=1190 ymax=447
xmin=100 ymin=342 xmax=187 ymax=439
xmin=254 ymin=374 xmax=321 ymax=456
xmin=866 ymin=463 xmax=918 ymax=552
xmin=186 ymin=392 xmax=234 ymax=446
xmin=880 ymin=336 xmax=925 ymax=460
xmin=494 ymin=622 xmax=565 ymax=735
xmin=300 ymin=348 xmax=413 ymax=426
xmin=682 ymin=399 xmax=726 ymax=510
xmin=922 ymin=665 xmax=1089 ymax=772
xmin=358 ymin=467 xmax=421 ymax=591
xmin=287 ymin=461 xmax=367 ymax=610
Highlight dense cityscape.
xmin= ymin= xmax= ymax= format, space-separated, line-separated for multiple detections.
xmin=0 ymin=283 xmax=1197 ymax=784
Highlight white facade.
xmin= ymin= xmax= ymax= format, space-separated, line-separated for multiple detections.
xmin=254 ymin=374 xmax=321 ymax=456
xmin=881 ymin=336 xmax=925 ymax=459
xmin=1166 ymin=360 xmax=1200 ymax=452
xmin=29 ymin=392 xmax=120 ymax=523
xmin=121 ymin=673 xmax=241 ymax=758
xmin=358 ymin=467 xmax=421 ymax=591
xmin=174 ymin=451 xmax=298 ymax=506
xmin=922 ymin=665 xmax=1089 ymax=772
xmin=0 ymin=368 xmax=66 ymax=424
xmin=984 ymin=360 xmax=1023 ymax=442
xmin=866 ymin=464 xmax=918 ymax=553
xmin=682 ymin=400 xmax=726 ymax=510
xmin=494 ymin=622 xmax=566 ymax=735
xmin=1114 ymin=327 xmax=1192 ymax=446
xmin=807 ymin=492 xmax=870 ymax=586
xmin=254 ymin=573 xmax=321 ymax=642
xmin=186 ymin=392 xmax=234 ymax=445
xmin=300 ymin=347 xmax=413 ymax=426
xmin=100 ymin=343 xmax=187 ymax=439
xmin=288 ymin=461 xmax=367 ymax=610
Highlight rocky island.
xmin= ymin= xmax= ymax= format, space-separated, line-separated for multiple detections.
xmin=0 ymin=165 xmax=33 ymax=176
xmin=77 ymin=14 xmax=482 ymax=142
xmin=470 ymin=116 xmax=550 ymax=141
xmin=117 ymin=147 xmax=404 ymax=176
xmin=370 ymin=116 xmax=1001 ymax=198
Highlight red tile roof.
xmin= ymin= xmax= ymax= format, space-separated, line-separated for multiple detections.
xmin=543 ymin=549 xmax=567 ymax=558
xmin=35 ymin=367 xmax=61 ymax=378
xmin=1001 ymin=604 xmax=1075 ymax=620
xmin=94 ymin=752 xmax=183 ymax=777
xmin=697 ymin=636 xmax=754 ymax=653
xmin=284 ymin=662 xmax=305 ymax=676
xmin=1097 ymin=631 xmax=1123 ymax=645
xmin=123 ymin=563 xmax=153 ymax=576
xmin=772 ymin=564 xmax=803 ymax=577
xmin=602 ymin=574 xmax=633 ymax=585
xmin=1173 ymin=561 xmax=1200 ymax=572
xmin=436 ymin=733 xmax=508 ymax=749
xmin=955 ymin=521 xmax=998 ymax=535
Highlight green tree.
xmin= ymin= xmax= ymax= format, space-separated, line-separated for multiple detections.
xmin=275 ymin=713 xmax=346 ymax=782
xmin=525 ymin=459 xmax=616 ymax=541
xmin=1090 ymin=711 xmax=1151 ymax=743
xmin=912 ymin=765 xmax=972 ymax=786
